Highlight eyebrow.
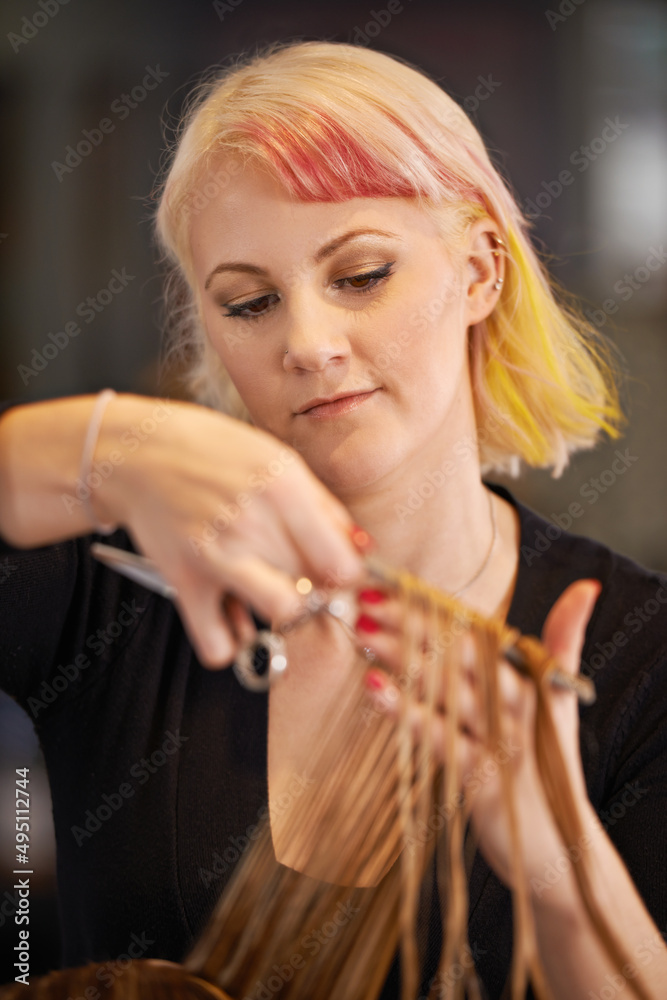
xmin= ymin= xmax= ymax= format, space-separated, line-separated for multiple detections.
xmin=204 ymin=228 xmax=401 ymax=290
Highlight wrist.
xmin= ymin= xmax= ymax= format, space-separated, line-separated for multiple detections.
xmin=91 ymin=393 xmax=177 ymax=530
xmin=529 ymin=800 xmax=603 ymax=920
xmin=79 ymin=390 xmax=118 ymax=533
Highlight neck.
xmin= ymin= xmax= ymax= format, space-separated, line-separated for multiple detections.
xmin=344 ymin=451 xmax=495 ymax=597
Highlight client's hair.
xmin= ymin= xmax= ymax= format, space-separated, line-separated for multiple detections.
xmin=155 ymin=39 xmax=622 ymax=476
xmin=0 ymin=959 xmax=230 ymax=999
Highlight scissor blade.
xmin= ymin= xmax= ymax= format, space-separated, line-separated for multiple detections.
xmin=91 ymin=542 xmax=178 ymax=600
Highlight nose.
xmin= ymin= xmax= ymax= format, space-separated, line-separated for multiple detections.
xmin=282 ymin=295 xmax=351 ymax=373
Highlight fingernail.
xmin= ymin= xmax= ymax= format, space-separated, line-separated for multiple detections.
xmin=355 ymin=613 xmax=380 ymax=634
xmin=350 ymin=524 xmax=374 ymax=552
xmin=358 ymin=588 xmax=386 ymax=604
xmin=365 ymin=668 xmax=387 ymax=691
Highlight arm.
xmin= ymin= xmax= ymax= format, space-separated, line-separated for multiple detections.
xmin=532 ymin=800 xmax=666 ymax=999
xmin=356 ymin=581 xmax=667 ymax=999
xmin=527 ymin=585 xmax=666 ymax=999
xmin=0 ymin=396 xmax=101 ymax=546
xmin=0 ymin=393 xmax=365 ymax=666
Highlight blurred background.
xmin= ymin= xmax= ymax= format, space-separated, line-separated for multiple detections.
xmin=0 ymin=0 xmax=665 ymax=983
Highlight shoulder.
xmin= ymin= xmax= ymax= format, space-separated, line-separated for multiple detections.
xmin=0 ymin=526 xmax=177 ymax=719
xmin=489 ymin=482 xmax=667 ymax=802
xmin=489 ymin=482 xmax=667 ymax=664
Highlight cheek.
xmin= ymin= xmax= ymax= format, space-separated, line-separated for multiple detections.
xmin=203 ymin=307 xmax=277 ymax=410
xmin=377 ymin=285 xmax=468 ymax=395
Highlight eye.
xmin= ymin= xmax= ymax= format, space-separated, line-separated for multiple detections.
xmin=223 ymin=292 xmax=280 ymax=320
xmin=333 ymin=262 xmax=395 ymax=293
xmin=220 ymin=261 xmax=395 ymax=321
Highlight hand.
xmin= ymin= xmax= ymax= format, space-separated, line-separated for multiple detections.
xmin=354 ymin=578 xmax=601 ymax=889
xmin=94 ymin=395 xmax=366 ymax=667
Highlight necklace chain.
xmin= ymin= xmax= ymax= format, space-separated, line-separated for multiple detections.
xmin=327 ymin=488 xmax=498 ymax=662
xmin=451 ymin=488 xmax=497 ymax=599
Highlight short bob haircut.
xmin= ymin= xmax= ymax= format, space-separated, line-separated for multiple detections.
xmin=155 ymin=40 xmax=622 ymax=476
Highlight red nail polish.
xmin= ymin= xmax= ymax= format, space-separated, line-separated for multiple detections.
xmin=358 ymin=588 xmax=386 ymax=604
xmin=356 ymin=613 xmax=380 ymax=633
xmin=365 ymin=669 xmax=387 ymax=691
xmin=350 ymin=524 xmax=374 ymax=552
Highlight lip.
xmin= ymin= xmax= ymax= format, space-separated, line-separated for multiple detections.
xmin=295 ymin=389 xmax=379 ymax=418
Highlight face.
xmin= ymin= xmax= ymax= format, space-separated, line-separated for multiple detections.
xmin=189 ymin=159 xmax=492 ymax=498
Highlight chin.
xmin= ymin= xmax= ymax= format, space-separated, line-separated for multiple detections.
xmin=299 ymin=432 xmax=404 ymax=496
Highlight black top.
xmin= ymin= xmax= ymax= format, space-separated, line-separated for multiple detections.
xmin=1 ymin=474 xmax=666 ymax=999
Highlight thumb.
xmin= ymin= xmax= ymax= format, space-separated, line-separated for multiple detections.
xmin=541 ymin=579 xmax=602 ymax=677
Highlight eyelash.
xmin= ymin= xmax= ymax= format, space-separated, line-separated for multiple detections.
xmin=222 ymin=262 xmax=396 ymax=320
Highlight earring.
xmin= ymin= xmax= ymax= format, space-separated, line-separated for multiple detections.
xmin=492 ymin=236 xmax=506 ymax=289
xmin=491 ymin=236 xmax=506 ymax=257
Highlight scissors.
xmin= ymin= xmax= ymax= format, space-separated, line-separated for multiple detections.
xmin=90 ymin=541 xmax=596 ymax=704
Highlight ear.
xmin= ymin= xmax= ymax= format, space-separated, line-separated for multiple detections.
xmin=463 ymin=219 xmax=505 ymax=327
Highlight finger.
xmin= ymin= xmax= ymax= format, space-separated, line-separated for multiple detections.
xmin=272 ymin=470 xmax=367 ymax=587
xmin=207 ymin=550 xmax=306 ymax=627
xmin=353 ymin=596 xmax=435 ymax=673
xmin=174 ymin=583 xmax=238 ymax=668
xmin=364 ymin=670 xmax=484 ymax=761
xmin=497 ymin=659 xmax=533 ymax=718
xmin=541 ymin=579 xmax=602 ymax=676
xmin=357 ymin=589 xmax=401 ymax=630
xmin=354 ymin=616 xmax=483 ymax=723
xmin=223 ymin=594 xmax=258 ymax=648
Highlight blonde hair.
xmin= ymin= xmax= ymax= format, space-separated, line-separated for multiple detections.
xmin=155 ymin=40 xmax=623 ymax=475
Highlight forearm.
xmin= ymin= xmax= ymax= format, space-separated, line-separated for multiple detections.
xmin=0 ymin=393 xmax=157 ymax=547
xmin=532 ymin=802 xmax=666 ymax=999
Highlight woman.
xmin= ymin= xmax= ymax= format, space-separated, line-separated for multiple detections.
xmin=0 ymin=40 xmax=665 ymax=998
